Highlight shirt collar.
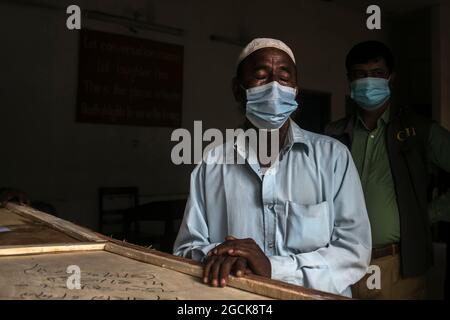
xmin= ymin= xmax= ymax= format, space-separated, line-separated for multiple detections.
xmin=233 ymin=118 xmax=309 ymax=161
xmin=356 ymin=105 xmax=391 ymax=130
xmin=380 ymin=105 xmax=390 ymax=123
xmin=284 ymin=119 xmax=309 ymax=155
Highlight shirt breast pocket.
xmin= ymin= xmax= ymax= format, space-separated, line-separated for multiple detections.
xmin=284 ymin=200 xmax=331 ymax=253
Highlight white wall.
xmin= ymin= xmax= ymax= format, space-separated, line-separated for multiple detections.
xmin=0 ymin=0 xmax=388 ymax=229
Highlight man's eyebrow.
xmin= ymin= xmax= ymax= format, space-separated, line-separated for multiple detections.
xmin=352 ymin=67 xmax=387 ymax=72
xmin=371 ymin=67 xmax=387 ymax=71
xmin=252 ymin=64 xmax=271 ymax=72
xmin=278 ymin=65 xmax=293 ymax=73
xmin=251 ymin=61 xmax=295 ymax=74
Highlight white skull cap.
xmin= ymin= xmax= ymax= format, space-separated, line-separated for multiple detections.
xmin=236 ymin=38 xmax=296 ymax=67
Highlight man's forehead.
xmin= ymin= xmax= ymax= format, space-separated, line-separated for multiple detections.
xmin=351 ymin=57 xmax=388 ymax=70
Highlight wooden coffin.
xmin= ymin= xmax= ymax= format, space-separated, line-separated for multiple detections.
xmin=0 ymin=203 xmax=345 ymax=300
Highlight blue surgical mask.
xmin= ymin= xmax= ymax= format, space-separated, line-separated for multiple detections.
xmin=350 ymin=77 xmax=391 ymax=111
xmin=245 ymin=81 xmax=298 ymax=130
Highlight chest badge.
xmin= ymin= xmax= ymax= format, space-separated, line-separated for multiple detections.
xmin=396 ymin=127 xmax=416 ymax=142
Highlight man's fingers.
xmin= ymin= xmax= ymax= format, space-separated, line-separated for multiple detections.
xmin=210 ymin=238 xmax=256 ymax=256
xmin=226 ymin=248 xmax=260 ymax=271
xmin=210 ymin=255 xmax=226 ymax=287
xmin=211 ymin=239 xmax=238 ymax=255
xmin=227 ymin=248 xmax=251 ymax=258
xmin=229 ymin=248 xmax=271 ymax=278
xmin=211 ymin=241 xmax=237 ymax=255
xmin=203 ymin=256 xmax=217 ymax=284
xmin=233 ymin=257 xmax=248 ymax=277
xmin=233 ymin=248 xmax=264 ymax=271
xmin=213 ymin=242 xmax=256 ymax=256
xmin=219 ymin=256 xmax=237 ymax=287
xmin=213 ymin=245 xmax=235 ymax=256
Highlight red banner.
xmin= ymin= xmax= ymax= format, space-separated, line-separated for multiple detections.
xmin=77 ymin=29 xmax=183 ymax=127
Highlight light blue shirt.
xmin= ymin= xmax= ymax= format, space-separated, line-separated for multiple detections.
xmin=173 ymin=120 xmax=372 ymax=297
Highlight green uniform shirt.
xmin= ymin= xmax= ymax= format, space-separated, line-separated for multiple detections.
xmin=351 ymin=106 xmax=450 ymax=247
xmin=351 ymin=107 xmax=400 ymax=246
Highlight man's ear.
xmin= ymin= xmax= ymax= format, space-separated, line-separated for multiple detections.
xmin=346 ymin=73 xmax=353 ymax=92
xmin=388 ymin=72 xmax=396 ymax=89
xmin=232 ymin=77 xmax=245 ymax=103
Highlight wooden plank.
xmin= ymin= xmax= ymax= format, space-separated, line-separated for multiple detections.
xmin=0 ymin=242 xmax=106 ymax=256
xmin=105 ymin=241 xmax=202 ymax=276
xmin=105 ymin=241 xmax=346 ymax=300
xmin=5 ymin=203 xmax=105 ymax=242
xmin=225 ymin=274 xmax=345 ymax=300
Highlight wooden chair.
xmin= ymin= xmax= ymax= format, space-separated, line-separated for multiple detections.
xmin=98 ymin=187 xmax=139 ymax=238
xmin=122 ymin=198 xmax=187 ymax=252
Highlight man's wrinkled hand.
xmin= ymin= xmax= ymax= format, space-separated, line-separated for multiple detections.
xmin=203 ymin=236 xmax=271 ymax=287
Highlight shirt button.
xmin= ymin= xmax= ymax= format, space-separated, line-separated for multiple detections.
xmin=370 ymin=134 xmax=375 ymax=139
xmin=268 ymin=242 xmax=274 ymax=249
xmin=267 ymin=204 xmax=274 ymax=210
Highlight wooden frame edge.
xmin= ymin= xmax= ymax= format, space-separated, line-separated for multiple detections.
xmin=5 ymin=203 xmax=105 ymax=242
xmin=104 ymin=241 xmax=346 ymax=300
xmin=0 ymin=242 xmax=106 ymax=256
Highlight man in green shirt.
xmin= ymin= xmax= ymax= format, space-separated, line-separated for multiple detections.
xmin=351 ymin=106 xmax=401 ymax=247
xmin=325 ymin=41 xmax=450 ymax=299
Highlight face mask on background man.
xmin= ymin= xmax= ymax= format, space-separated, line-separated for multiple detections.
xmin=350 ymin=77 xmax=391 ymax=111
xmin=245 ymin=81 xmax=298 ymax=130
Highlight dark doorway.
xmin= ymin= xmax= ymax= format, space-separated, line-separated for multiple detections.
xmin=293 ymin=90 xmax=331 ymax=134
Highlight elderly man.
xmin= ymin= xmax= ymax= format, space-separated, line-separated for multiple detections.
xmin=173 ymin=38 xmax=371 ymax=297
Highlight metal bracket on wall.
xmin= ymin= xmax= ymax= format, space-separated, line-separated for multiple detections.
xmin=83 ymin=10 xmax=184 ymax=37
xmin=0 ymin=0 xmax=184 ymax=37
xmin=209 ymin=34 xmax=248 ymax=47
